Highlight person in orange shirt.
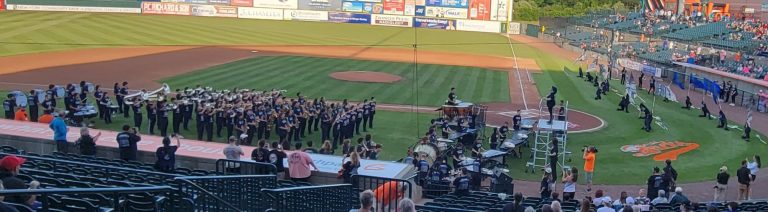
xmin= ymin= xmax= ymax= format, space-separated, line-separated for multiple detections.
xmin=374 ymin=181 xmax=408 ymax=211
xmin=13 ymin=107 xmax=28 ymax=121
xmin=38 ymin=111 xmax=54 ymax=124
xmin=583 ymin=146 xmax=597 ymax=192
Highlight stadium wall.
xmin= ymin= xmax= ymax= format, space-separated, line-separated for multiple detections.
xmin=4 ymin=0 xmax=523 ymax=34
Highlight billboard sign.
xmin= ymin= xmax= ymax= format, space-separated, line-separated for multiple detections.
xmin=208 ymin=0 xmax=231 ymax=4
xmin=342 ymin=1 xmax=381 ymax=13
xmin=424 ymin=6 xmax=466 ymax=19
xmin=191 ymin=5 xmax=238 ymax=17
xmin=8 ymin=4 xmax=141 ymax=13
xmin=414 ymin=5 xmax=425 ymax=15
xmin=238 ymin=7 xmax=284 ymax=19
xmin=455 ymin=19 xmax=500 ymax=32
xmin=413 ymin=17 xmax=455 ymax=29
xmin=189 ymin=0 xmax=210 ymax=4
xmin=370 ymin=14 xmax=412 ymax=27
xmin=467 ymin=0 xmax=489 ymax=20
xmin=252 ymin=0 xmax=298 ymax=9
xmin=142 ymin=2 xmax=191 ymax=15
xmin=489 ymin=0 xmax=507 ymax=21
xmin=230 ymin=0 xmax=253 ymax=6
xmin=425 ymin=0 xmax=467 ymax=8
xmin=328 ymin=12 xmax=371 ymax=23
xmin=382 ymin=0 xmax=404 ymax=14
xmin=283 ymin=9 xmax=329 ymax=21
xmin=298 ymin=0 xmax=342 ymax=11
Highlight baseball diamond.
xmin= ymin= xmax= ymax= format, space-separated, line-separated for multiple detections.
xmin=1 ymin=1 xmax=768 ymax=211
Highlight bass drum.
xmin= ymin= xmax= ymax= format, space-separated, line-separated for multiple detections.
xmin=413 ymin=143 xmax=440 ymax=165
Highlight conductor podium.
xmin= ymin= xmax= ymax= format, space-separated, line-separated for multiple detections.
xmin=526 ymin=99 xmax=570 ymax=173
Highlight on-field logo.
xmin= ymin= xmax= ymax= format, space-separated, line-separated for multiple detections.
xmin=620 ymin=141 xmax=699 ymax=161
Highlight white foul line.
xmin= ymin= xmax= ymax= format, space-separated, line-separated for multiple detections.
xmin=506 ymin=35 xmax=528 ymax=110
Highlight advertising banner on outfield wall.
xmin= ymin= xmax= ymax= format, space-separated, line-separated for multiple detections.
xmin=298 ymin=0 xmax=342 ymax=11
xmin=342 ymin=1 xmax=382 ymax=13
xmin=508 ymin=22 xmax=521 ymax=34
xmin=283 ymin=9 xmax=329 ymax=21
xmin=413 ymin=17 xmax=455 ymax=29
xmin=208 ymin=0 xmax=231 ymax=5
xmin=191 ymin=5 xmax=238 ymax=17
xmin=455 ymin=19 xmax=500 ymax=32
xmin=382 ymin=0 xmax=404 ymax=14
xmin=467 ymin=0 xmax=489 ymax=20
xmin=142 ymin=2 xmax=191 ymax=15
xmin=371 ymin=14 xmax=412 ymax=27
xmin=414 ymin=5 xmax=425 ymax=16
xmin=230 ymin=0 xmax=253 ymax=6
xmin=425 ymin=0 xmax=466 ymax=8
xmin=8 ymin=4 xmax=141 ymax=13
xmin=403 ymin=0 xmax=414 ymax=15
xmin=252 ymin=0 xmax=297 ymax=9
xmin=489 ymin=0 xmax=507 ymax=21
xmin=238 ymin=7 xmax=284 ymax=19
xmin=424 ymin=6 xmax=466 ymax=19
xmin=161 ymin=0 xmax=191 ymax=3
xmin=328 ymin=12 xmax=370 ymax=23
xmin=189 ymin=0 xmax=210 ymax=4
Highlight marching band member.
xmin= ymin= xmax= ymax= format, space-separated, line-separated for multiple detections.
xmin=157 ymin=100 xmax=170 ymax=137
xmin=368 ymin=97 xmax=376 ymax=129
xmin=119 ymin=82 xmax=129 ymax=118
xmin=131 ymin=97 xmax=144 ymax=129
xmin=99 ymin=95 xmax=112 ymax=124
xmin=93 ymin=86 xmax=105 ymax=120
xmin=3 ymin=94 xmax=15 ymax=120
xmin=355 ymin=104 xmax=364 ymax=135
xmin=28 ymin=90 xmax=39 ymax=122
xmin=171 ymin=98 xmax=182 ymax=135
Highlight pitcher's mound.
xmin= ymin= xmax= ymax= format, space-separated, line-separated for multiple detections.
xmin=330 ymin=71 xmax=402 ymax=83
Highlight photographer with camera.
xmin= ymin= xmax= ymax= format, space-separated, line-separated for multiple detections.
xmin=116 ymin=125 xmax=142 ymax=161
xmin=582 ymin=146 xmax=597 ymax=192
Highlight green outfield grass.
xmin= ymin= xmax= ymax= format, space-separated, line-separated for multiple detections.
xmin=501 ymin=43 xmax=768 ymax=184
xmin=162 ymin=56 xmax=510 ymax=107
xmin=0 ymin=11 xmax=515 ymax=57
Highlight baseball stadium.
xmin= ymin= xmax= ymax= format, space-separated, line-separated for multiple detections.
xmin=0 ymin=0 xmax=767 ymax=211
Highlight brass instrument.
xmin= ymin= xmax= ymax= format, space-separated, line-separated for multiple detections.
xmin=124 ymin=84 xmax=170 ymax=105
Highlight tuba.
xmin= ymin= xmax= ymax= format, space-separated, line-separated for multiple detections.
xmin=124 ymin=84 xmax=171 ymax=105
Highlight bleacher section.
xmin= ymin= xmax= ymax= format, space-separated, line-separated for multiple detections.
xmin=662 ymin=22 xmax=731 ymax=41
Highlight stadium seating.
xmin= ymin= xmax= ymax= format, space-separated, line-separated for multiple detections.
xmin=662 ymin=22 xmax=730 ymax=41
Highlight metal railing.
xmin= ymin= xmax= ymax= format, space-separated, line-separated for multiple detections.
xmin=215 ymin=159 xmax=277 ymax=175
xmin=175 ymin=175 xmax=277 ymax=212
xmin=350 ymin=174 xmax=413 ymax=212
xmin=262 ymin=184 xmax=355 ymax=212
xmin=0 ymin=186 xmax=172 ymax=212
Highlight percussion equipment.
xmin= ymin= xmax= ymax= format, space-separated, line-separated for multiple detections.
xmin=84 ymin=83 xmax=95 ymax=93
xmin=414 ymin=143 xmax=440 ymax=165
xmin=482 ymin=150 xmax=507 ymax=164
xmin=436 ymin=138 xmax=453 ymax=143
xmin=33 ymin=89 xmax=45 ymax=102
xmin=54 ymin=86 xmax=65 ymax=98
xmin=442 ymin=102 xmax=474 ymax=120
xmin=437 ymin=141 xmax=449 ymax=152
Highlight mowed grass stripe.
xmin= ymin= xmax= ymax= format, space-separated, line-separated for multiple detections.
xmin=83 ymin=15 xmax=167 ymax=45
xmin=89 ymin=15 xmax=173 ymax=45
xmin=167 ymin=58 xmax=267 ymax=87
xmin=200 ymin=56 xmax=310 ymax=88
xmin=0 ymin=12 xmax=70 ymax=30
xmin=124 ymin=16 xmax=216 ymax=45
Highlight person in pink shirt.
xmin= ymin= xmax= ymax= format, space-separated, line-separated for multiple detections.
xmin=288 ymin=142 xmax=318 ymax=182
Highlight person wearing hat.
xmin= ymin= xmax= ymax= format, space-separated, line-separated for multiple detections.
xmin=49 ymin=110 xmax=69 ymax=153
xmin=714 ymin=166 xmax=729 ymax=201
xmin=0 ymin=155 xmax=40 ymax=207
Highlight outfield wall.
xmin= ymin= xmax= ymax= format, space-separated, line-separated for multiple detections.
xmin=4 ymin=0 xmax=521 ymax=34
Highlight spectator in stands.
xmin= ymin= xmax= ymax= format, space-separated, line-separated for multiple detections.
xmin=375 ymin=181 xmax=408 ymax=212
xmin=737 ymin=160 xmax=751 ymax=200
xmin=116 ymin=125 xmax=141 ymax=161
xmin=651 ymin=190 xmax=668 ymax=205
xmin=663 ymin=159 xmax=678 ymax=191
xmin=551 ymin=192 xmax=561 ymax=204
xmin=0 ymin=155 xmax=40 ymax=208
xmin=341 ymin=139 xmax=353 ymax=156
xmin=288 ymin=142 xmax=317 ymax=182
xmin=502 ymin=192 xmax=524 ymax=212
xmin=746 ymin=155 xmax=760 ymax=199
xmin=613 ymin=191 xmax=635 ymax=210
xmin=551 ymin=201 xmax=562 ymax=212
xmin=223 ymin=136 xmax=244 ymax=174
xmin=340 ymin=151 xmax=360 ymax=183
xmin=304 ymin=141 xmax=318 ymax=154
xmin=37 ymin=110 xmax=53 ymax=124
xmin=49 ymin=110 xmax=69 ymax=153
xmin=727 ymin=202 xmax=739 ymax=212
xmin=714 ymin=166 xmax=729 ymax=202
xmin=669 ymin=187 xmax=689 ymax=207
xmin=351 ymin=190 xmax=374 ymax=212
xmin=155 ymin=135 xmax=180 ymax=173
xmin=13 ymin=107 xmax=27 ymax=121
xmin=596 ymin=201 xmax=615 ymax=212
xmin=0 ymin=182 xmax=20 ymax=212
xmin=647 ymin=167 xmax=665 ymax=200
xmin=634 ymin=189 xmax=649 ymax=205
xmin=268 ymin=141 xmax=287 ymax=178
xmin=593 ymin=190 xmax=611 ymax=206
xmin=398 ymin=198 xmax=415 ymax=212
xmin=540 ymin=168 xmax=553 ymax=199
xmin=577 ymin=197 xmax=592 ymax=212
xmin=524 ymin=207 xmax=535 ymax=212
xmin=542 ymin=205 xmax=554 ymax=212
xmin=251 ymin=140 xmax=269 ymax=163
xmin=319 ymin=140 xmax=334 ymax=155
xmin=76 ymin=127 xmax=101 ymax=156
xmin=368 ymin=144 xmax=382 ymax=160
